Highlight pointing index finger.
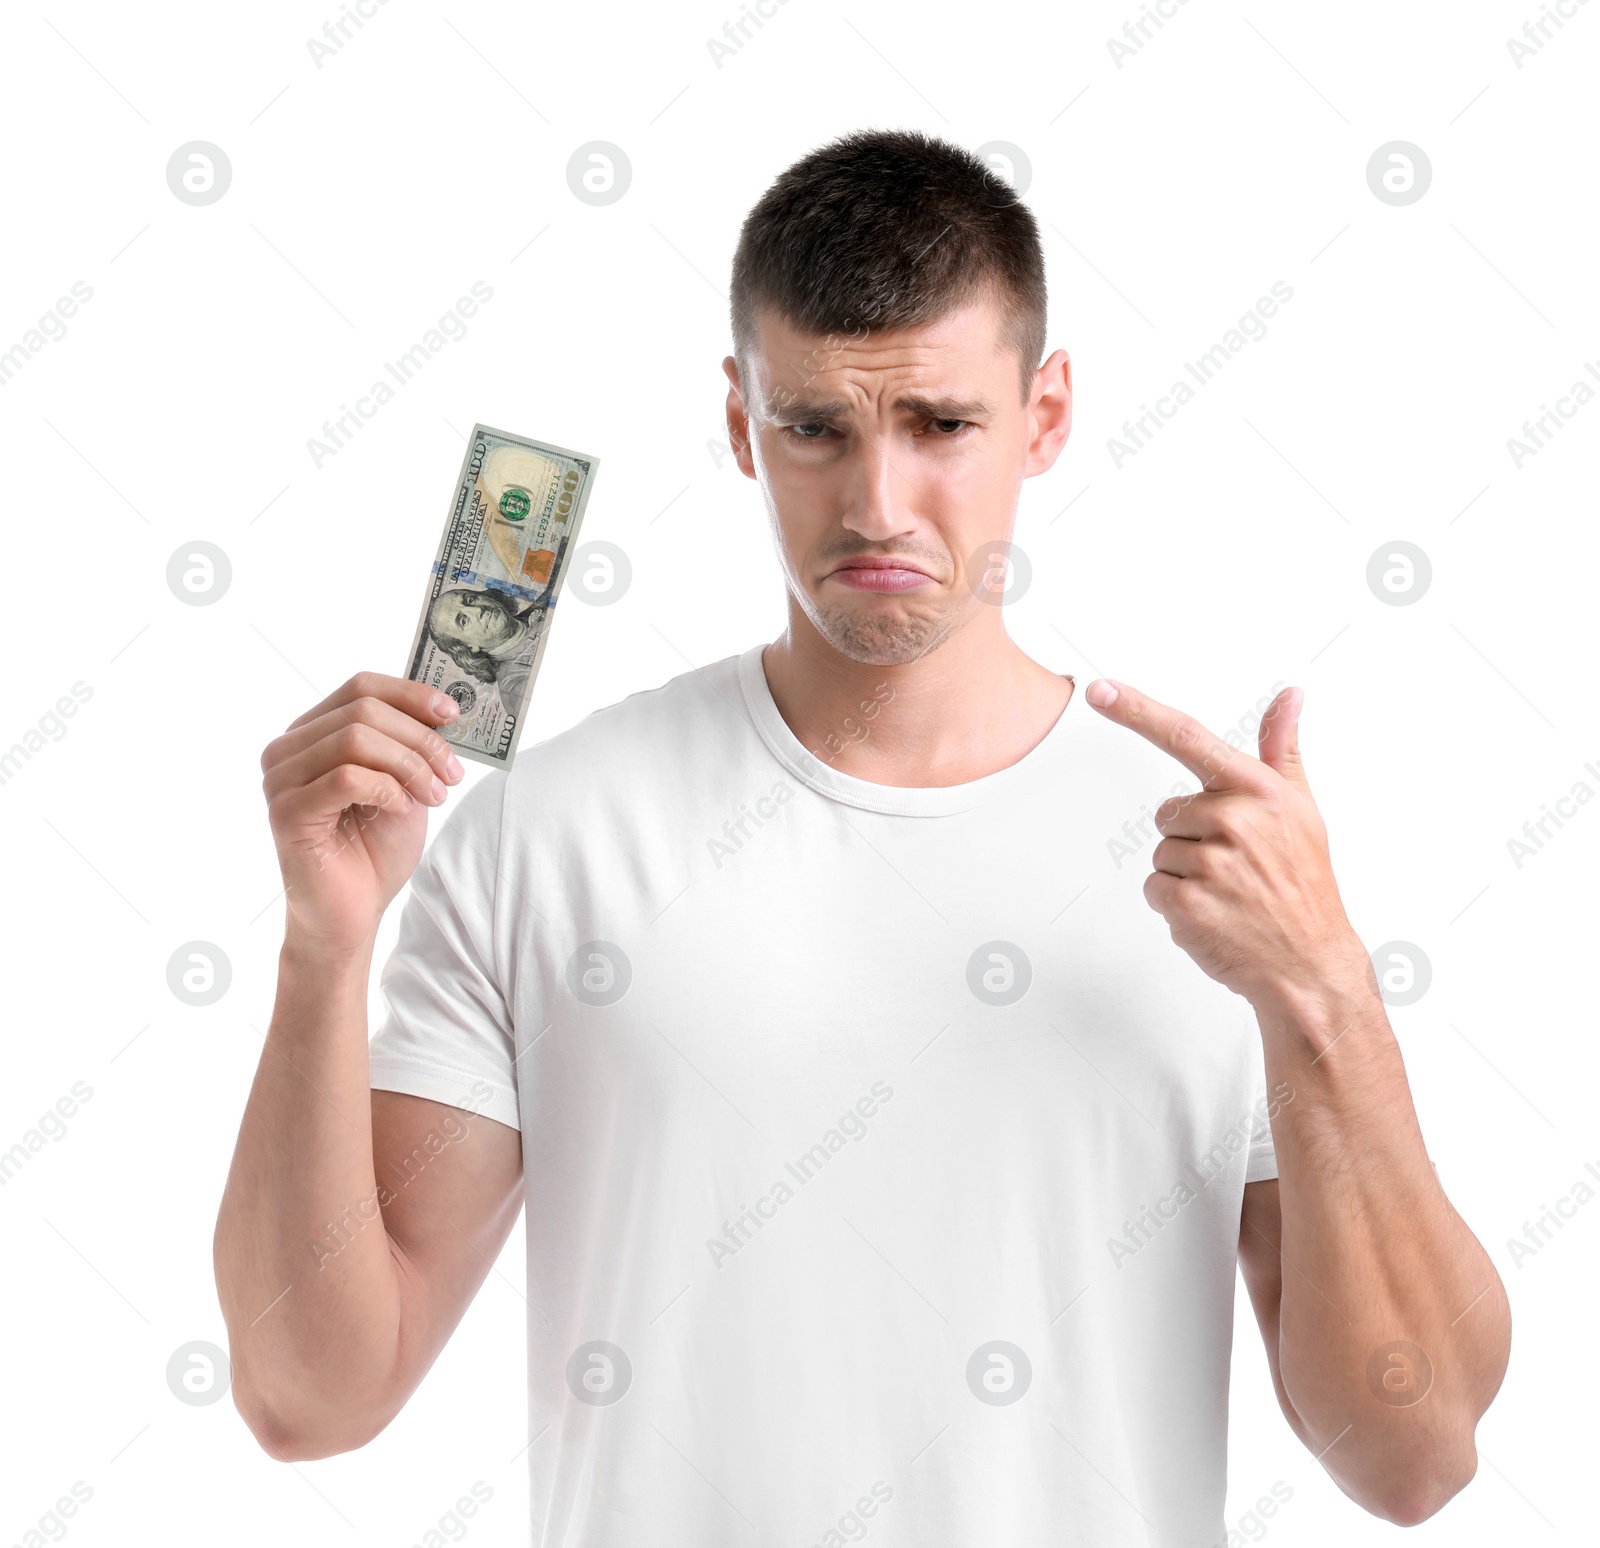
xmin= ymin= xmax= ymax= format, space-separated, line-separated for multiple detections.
xmin=1084 ymin=678 xmax=1269 ymax=793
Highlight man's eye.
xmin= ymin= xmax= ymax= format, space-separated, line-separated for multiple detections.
xmin=930 ymin=418 xmax=970 ymax=436
xmin=784 ymin=422 xmax=830 ymax=440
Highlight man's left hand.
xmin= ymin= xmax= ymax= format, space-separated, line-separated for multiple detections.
xmin=1084 ymin=678 xmax=1371 ymax=1008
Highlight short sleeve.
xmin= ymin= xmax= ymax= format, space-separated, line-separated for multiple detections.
xmin=1245 ymin=1123 xmax=1279 ymax=1183
xmin=1245 ymin=1078 xmax=1280 ymax=1184
xmin=367 ymin=771 xmax=521 ymax=1131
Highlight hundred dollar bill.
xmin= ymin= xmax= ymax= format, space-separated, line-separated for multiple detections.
xmin=403 ymin=424 xmax=599 ymax=771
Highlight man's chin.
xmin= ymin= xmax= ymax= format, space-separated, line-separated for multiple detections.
xmin=813 ymin=603 xmax=960 ymax=667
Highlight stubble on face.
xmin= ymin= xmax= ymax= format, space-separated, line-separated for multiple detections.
xmin=778 ymin=519 xmax=969 ymax=666
xmin=806 ymin=586 xmax=966 ymax=666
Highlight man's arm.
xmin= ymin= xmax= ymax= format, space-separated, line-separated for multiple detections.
xmin=1080 ymin=675 xmax=1511 ymax=1523
xmin=215 ymin=671 xmax=522 ymax=1460
xmin=1238 ymin=985 xmax=1510 ymax=1525
xmin=1237 ymin=1181 xmax=1305 ymax=1445
xmin=215 ymin=945 xmax=523 ymax=1460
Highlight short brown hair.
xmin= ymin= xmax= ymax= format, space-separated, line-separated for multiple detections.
xmin=730 ymin=128 xmax=1048 ymax=405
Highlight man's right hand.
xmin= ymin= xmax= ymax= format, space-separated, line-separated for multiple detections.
xmin=261 ymin=672 xmax=466 ymax=959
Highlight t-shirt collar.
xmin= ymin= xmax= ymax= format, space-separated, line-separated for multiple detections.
xmin=737 ymin=642 xmax=1079 ymax=818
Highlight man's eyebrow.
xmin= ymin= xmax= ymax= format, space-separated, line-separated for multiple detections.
xmin=763 ymin=394 xmax=850 ymax=424
xmin=896 ymin=392 xmax=993 ymax=420
xmin=761 ymin=391 xmax=994 ymax=423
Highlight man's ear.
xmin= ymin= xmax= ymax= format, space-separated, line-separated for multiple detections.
xmin=1023 ymin=348 xmax=1072 ymax=478
xmin=722 ymin=355 xmax=757 ymax=480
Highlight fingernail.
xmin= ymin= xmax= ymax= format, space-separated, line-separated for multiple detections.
xmin=430 ymin=776 xmax=447 ymax=802
xmin=1087 ymin=679 xmax=1119 ymax=708
xmin=432 ymin=693 xmax=459 ymax=720
xmin=445 ymin=755 xmax=464 ymax=779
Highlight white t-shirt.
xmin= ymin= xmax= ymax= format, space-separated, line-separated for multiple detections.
xmin=369 ymin=643 xmax=1280 ymax=1548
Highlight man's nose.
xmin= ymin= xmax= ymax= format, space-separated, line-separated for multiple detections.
xmin=843 ymin=433 xmax=917 ymax=539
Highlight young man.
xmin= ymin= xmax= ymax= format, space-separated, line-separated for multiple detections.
xmin=217 ymin=130 xmax=1509 ymax=1544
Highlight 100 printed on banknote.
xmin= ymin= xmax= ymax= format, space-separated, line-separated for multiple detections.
xmin=403 ymin=424 xmax=600 ymax=771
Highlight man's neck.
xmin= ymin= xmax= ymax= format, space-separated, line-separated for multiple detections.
xmin=761 ymin=612 xmax=1074 ymax=789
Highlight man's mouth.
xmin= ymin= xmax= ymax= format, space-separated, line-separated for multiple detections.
xmin=827 ymin=557 xmax=934 ymax=593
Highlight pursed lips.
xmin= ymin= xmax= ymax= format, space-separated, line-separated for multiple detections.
xmin=827 ymin=557 xmax=935 ymax=591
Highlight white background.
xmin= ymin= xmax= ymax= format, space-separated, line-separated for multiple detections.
xmin=1 ymin=0 xmax=1595 ymax=1543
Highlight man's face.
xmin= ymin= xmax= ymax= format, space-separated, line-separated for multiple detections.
xmin=433 ymin=589 xmax=516 ymax=651
xmin=724 ymin=292 xmax=1071 ymax=667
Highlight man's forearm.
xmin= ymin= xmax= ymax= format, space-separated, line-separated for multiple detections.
xmin=213 ymin=938 xmax=406 ymax=1459
xmin=1254 ymin=955 xmax=1512 ymax=1524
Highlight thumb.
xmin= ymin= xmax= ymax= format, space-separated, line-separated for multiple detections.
xmin=1258 ymin=686 xmax=1311 ymax=794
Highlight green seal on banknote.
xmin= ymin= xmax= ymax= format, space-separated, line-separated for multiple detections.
xmin=405 ymin=424 xmax=600 ymax=772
